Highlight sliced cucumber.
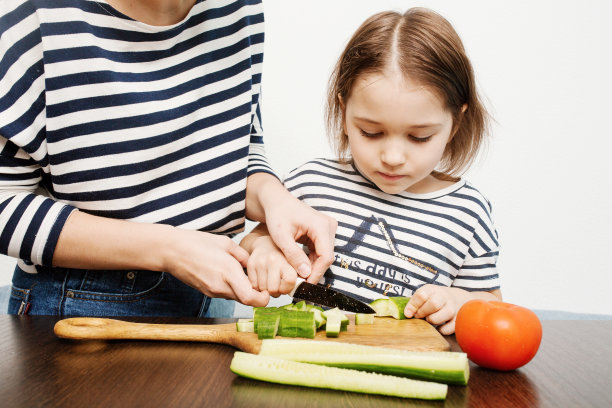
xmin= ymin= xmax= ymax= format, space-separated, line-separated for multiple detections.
xmin=305 ymin=305 xmax=326 ymax=328
xmin=258 ymin=339 xmax=469 ymax=385
xmin=257 ymin=314 xmax=280 ymax=339
xmin=235 ymin=318 xmax=254 ymax=333
xmin=322 ymin=308 xmax=349 ymax=330
xmin=354 ymin=313 xmax=374 ymax=325
xmin=253 ymin=307 xmax=281 ymax=332
xmin=231 ymin=352 xmax=447 ymax=400
xmin=324 ymin=315 xmax=341 ymax=338
xmin=277 ymin=310 xmax=316 ymax=339
xmin=370 ymin=297 xmax=410 ymax=319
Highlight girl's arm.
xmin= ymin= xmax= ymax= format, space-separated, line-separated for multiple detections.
xmin=404 ymin=285 xmax=502 ymax=335
xmin=244 ymin=172 xmax=337 ymax=284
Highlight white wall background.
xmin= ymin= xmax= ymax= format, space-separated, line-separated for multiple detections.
xmin=253 ymin=0 xmax=612 ymax=315
xmin=2 ymin=0 xmax=610 ymax=316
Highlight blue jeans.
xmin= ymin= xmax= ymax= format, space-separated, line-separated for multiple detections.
xmin=8 ymin=265 xmax=235 ymax=317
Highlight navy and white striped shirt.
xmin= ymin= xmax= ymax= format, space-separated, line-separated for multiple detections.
xmin=284 ymin=159 xmax=500 ymax=304
xmin=0 ymin=0 xmax=273 ymax=269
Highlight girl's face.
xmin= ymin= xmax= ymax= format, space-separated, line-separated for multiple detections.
xmin=343 ymin=70 xmax=455 ymax=195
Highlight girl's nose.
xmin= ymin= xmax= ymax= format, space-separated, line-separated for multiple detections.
xmin=380 ymin=139 xmax=406 ymax=167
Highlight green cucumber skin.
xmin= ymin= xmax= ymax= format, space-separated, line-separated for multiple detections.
xmin=253 ymin=307 xmax=281 ymax=332
xmin=370 ymin=297 xmax=411 ymax=319
xmin=277 ymin=310 xmax=316 ymax=339
xmin=230 ymin=352 xmax=447 ymax=400
xmin=389 ymin=297 xmax=410 ymax=319
xmin=315 ymin=362 xmax=467 ymax=385
xmin=259 ymin=340 xmax=469 ymax=385
xmin=256 ymin=315 xmax=280 ymax=339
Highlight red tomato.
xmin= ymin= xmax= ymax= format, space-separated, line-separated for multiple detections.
xmin=455 ymin=300 xmax=542 ymax=371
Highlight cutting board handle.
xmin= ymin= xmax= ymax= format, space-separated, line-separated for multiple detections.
xmin=54 ymin=317 xmax=262 ymax=353
xmin=55 ymin=317 xmax=224 ymax=342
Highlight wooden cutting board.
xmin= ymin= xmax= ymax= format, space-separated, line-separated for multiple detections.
xmin=54 ymin=316 xmax=449 ymax=354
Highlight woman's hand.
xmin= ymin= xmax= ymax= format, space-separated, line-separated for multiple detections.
xmin=53 ymin=211 xmax=269 ymax=306
xmin=246 ymin=173 xmax=337 ymax=284
xmin=264 ymin=197 xmax=337 ymax=284
xmin=162 ymin=228 xmax=270 ymax=307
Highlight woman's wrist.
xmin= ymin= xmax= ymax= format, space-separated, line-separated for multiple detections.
xmin=245 ymin=172 xmax=286 ymax=223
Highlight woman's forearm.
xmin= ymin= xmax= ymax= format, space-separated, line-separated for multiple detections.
xmin=52 ymin=210 xmax=172 ymax=271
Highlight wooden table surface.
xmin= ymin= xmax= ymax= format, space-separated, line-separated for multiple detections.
xmin=0 ymin=315 xmax=611 ymax=408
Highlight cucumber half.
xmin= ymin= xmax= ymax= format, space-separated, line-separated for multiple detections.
xmin=370 ymin=297 xmax=410 ymax=319
xmin=258 ymin=339 xmax=469 ymax=385
xmin=230 ymin=352 xmax=447 ymax=400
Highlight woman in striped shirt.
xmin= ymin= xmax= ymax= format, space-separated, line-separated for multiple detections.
xmin=0 ymin=0 xmax=336 ymax=317
xmin=241 ymin=8 xmax=502 ymax=334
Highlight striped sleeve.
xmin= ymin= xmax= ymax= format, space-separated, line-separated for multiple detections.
xmin=247 ymin=96 xmax=276 ymax=178
xmin=453 ymin=188 xmax=500 ymax=291
xmin=0 ymin=0 xmax=76 ymax=266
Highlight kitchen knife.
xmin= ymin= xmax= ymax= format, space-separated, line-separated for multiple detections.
xmin=289 ymin=277 xmax=376 ymax=314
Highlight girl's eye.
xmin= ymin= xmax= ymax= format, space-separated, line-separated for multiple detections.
xmin=359 ymin=129 xmax=383 ymax=138
xmin=409 ymin=135 xmax=432 ymax=143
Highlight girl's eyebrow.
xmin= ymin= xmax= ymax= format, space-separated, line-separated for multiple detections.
xmin=354 ymin=116 xmax=441 ymax=129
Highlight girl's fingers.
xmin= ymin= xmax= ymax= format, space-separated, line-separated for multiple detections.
xmin=279 ymin=264 xmax=298 ymax=294
xmin=267 ymin=266 xmax=282 ymax=297
xmin=404 ymin=285 xmax=432 ymax=318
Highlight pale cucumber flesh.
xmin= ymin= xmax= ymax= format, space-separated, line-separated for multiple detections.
xmin=355 ymin=313 xmax=374 ymax=325
xmin=258 ymin=339 xmax=469 ymax=385
xmin=230 ymin=352 xmax=447 ymax=400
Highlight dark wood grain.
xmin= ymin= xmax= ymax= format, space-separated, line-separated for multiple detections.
xmin=1 ymin=316 xmax=611 ymax=408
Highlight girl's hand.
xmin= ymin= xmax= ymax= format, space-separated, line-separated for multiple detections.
xmin=246 ymin=173 xmax=337 ymax=285
xmin=404 ymin=285 xmax=459 ymax=335
xmin=245 ymin=235 xmax=297 ymax=297
xmin=404 ymin=285 xmax=502 ymax=335
xmin=163 ymin=228 xmax=270 ymax=307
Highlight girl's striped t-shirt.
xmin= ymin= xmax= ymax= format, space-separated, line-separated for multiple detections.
xmin=0 ymin=0 xmax=273 ymax=269
xmin=283 ymin=159 xmax=500 ymax=304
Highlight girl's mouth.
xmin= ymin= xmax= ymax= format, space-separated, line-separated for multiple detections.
xmin=378 ymin=172 xmax=404 ymax=181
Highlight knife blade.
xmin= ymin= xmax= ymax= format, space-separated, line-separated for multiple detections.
xmin=289 ymin=278 xmax=376 ymax=314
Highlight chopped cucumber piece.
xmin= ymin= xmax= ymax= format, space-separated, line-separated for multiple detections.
xmin=257 ymin=314 xmax=280 ymax=339
xmin=277 ymin=310 xmax=316 ymax=339
xmin=307 ymin=305 xmax=326 ymax=328
xmin=322 ymin=308 xmax=349 ymax=330
xmin=370 ymin=297 xmax=410 ymax=319
xmin=235 ymin=318 xmax=254 ymax=333
xmin=258 ymin=340 xmax=469 ymax=385
xmin=253 ymin=307 xmax=281 ymax=332
xmin=324 ymin=316 xmax=341 ymax=338
xmin=230 ymin=352 xmax=447 ymax=400
xmin=355 ymin=313 xmax=374 ymax=325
